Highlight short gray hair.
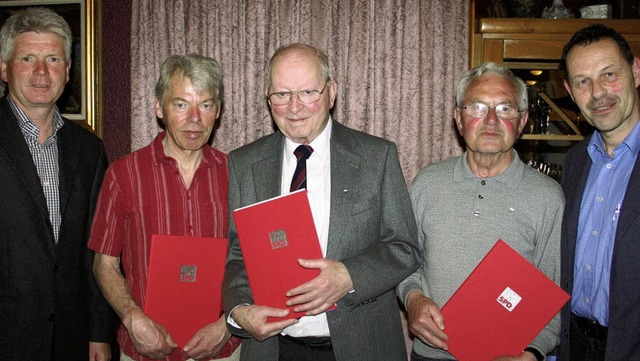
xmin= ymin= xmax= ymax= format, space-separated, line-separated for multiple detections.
xmin=0 ymin=7 xmax=72 ymax=63
xmin=267 ymin=43 xmax=330 ymax=90
xmin=155 ymin=54 xmax=224 ymax=107
xmin=455 ymin=62 xmax=528 ymax=111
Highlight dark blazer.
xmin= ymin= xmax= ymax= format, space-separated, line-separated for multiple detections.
xmin=0 ymin=97 xmax=114 ymax=360
xmin=559 ymin=136 xmax=640 ymax=360
xmin=223 ymin=120 xmax=421 ymax=361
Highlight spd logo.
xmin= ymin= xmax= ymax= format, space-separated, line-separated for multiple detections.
xmin=497 ymin=287 xmax=522 ymax=312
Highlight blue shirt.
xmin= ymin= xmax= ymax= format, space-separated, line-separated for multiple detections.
xmin=572 ymin=120 xmax=640 ymax=326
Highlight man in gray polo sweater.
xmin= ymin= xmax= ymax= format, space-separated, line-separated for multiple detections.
xmin=397 ymin=62 xmax=564 ymax=361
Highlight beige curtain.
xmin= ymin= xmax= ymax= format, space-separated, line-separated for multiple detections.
xmin=130 ymin=0 xmax=467 ymax=185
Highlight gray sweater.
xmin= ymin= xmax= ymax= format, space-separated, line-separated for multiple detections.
xmin=397 ymin=152 xmax=564 ymax=359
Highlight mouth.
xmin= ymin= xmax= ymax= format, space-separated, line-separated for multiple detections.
xmin=589 ymin=100 xmax=616 ymax=114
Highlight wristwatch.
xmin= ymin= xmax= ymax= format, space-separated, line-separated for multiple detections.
xmin=524 ymin=347 xmax=544 ymax=361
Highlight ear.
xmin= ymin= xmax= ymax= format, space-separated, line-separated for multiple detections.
xmin=154 ymin=100 xmax=163 ymax=120
xmin=517 ymin=110 xmax=529 ymax=135
xmin=65 ymin=60 xmax=71 ymax=84
xmin=563 ymin=79 xmax=575 ymax=102
xmin=454 ymin=107 xmax=464 ymax=134
xmin=633 ymin=57 xmax=640 ymax=88
xmin=0 ymin=58 xmax=8 ymax=83
xmin=328 ymin=78 xmax=337 ymax=109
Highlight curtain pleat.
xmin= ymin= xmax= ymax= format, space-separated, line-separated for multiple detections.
xmin=130 ymin=0 xmax=467 ymax=185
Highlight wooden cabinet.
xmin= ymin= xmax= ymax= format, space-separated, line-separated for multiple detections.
xmin=471 ymin=18 xmax=640 ymax=142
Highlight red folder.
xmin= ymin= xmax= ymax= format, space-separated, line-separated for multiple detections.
xmin=143 ymin=234 xmax=228 ymax=348
xmin=233 ymin=190 xmax=324 ymax=321
xmin=441 ymin=239 xmax=570 ymax=361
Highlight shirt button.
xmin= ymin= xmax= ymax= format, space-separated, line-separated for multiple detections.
xmin=585 ymin=264 xmax=591 ymax=271
xmin=478 ymin=194 xmax=483 ymax=199
xmin=592 ymin=230 xmax=598 ymax=237
xmin=597 ymin=197 xmax=603 ymax=202
xmin=481 ymin=180 xmax=486 ymax=185
xmin=606 ymin=163 xmax=612 ymax=169
xmin=585 ymin=297 xmax=590 ymax=304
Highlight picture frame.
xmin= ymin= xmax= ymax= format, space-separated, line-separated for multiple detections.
xmin=0 ymin=0 xmax=102 ymax=135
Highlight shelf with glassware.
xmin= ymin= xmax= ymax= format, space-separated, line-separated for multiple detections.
xmin=470 ymin=18 xmax=640 ymax=142
xmin=469 ymin=17 xmax=640 ymax=178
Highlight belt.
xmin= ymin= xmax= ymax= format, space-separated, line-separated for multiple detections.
xmin=280 ymin=335 xmax=333 ymax=351
xmin=572 ymin=313 xmax=608 ymax=341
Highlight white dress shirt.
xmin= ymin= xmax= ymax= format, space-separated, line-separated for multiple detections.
xmin=280 ymin=119 xmax=332 ymax=337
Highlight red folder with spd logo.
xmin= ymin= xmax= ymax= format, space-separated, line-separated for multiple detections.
xmin=441 ymin=239 xmax=569 ymax=361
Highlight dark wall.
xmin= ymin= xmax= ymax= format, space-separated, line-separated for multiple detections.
xmin=101 ymin=1 xmax=132 ymax=161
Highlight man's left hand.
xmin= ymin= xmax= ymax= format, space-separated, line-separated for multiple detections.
xmin=89 ymin=341 xmax=111 ymax=361
xmin=183 ymin=316 xmax=231 ymax=359
xmin=285 ymin=258 xmax=353 ymax=316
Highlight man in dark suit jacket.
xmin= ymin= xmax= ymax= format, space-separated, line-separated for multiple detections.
xmin=0 ymin=7 xmax=113 ymax=361
xmin=222 ymin=43 xmax=421 ymax=361
xmin=559 ymin=24 xmax=640 ymax=361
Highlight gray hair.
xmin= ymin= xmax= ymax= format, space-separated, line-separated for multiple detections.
xmin=267 ymin=43 xmax=330 ymax=89
xmin=455 ymin=62 xmax=528 ymax=111
xmin=0 ymin=7 xmax=72 ymax=63
xmin=155 ymin=54 xmax=224 ymax=107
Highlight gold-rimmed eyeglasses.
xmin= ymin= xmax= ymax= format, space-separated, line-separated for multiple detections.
xmin=461 ymin=102 xmax=523 ymax=120
xmin=267 ymin=80 xmax=330 ymax=106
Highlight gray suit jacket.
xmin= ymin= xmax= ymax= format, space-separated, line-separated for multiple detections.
xmin=223 ymin=120 xmax=420 ymax=361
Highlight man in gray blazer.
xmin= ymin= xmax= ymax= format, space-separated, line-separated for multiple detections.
xmin=222 ymin=43 xmax=421 ymax=361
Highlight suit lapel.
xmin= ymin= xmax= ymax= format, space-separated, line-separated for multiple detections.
xmin=327 ymin=122 xmax=361 ymax=258
xmin=253 ymin=134 xmax=284 ymax=201
xmin=56 ymin=123 xmax=79 ymax=220
xmin=615 ymin=155 xmax=640 ymax=243
xmin=0 ymin=98 xmax=50 ymax=218
xmin=564 ymin=143 xmax=592 ymax=262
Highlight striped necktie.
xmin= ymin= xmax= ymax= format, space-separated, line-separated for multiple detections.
xmin=290 ymin=145 xmax=314 ymax=192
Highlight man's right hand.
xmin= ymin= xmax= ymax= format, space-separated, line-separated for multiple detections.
xmin=231 ymin=305 xmax=298 ymax=341
xmin=406 ymin=291 xmax=449 ymax=350
xmin=123 ymin=308 xmax=177 ymax=359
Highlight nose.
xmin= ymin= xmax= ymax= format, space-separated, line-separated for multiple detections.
xmin=591 ymin=79 xmax=606 ymax=99
xmin=188 ymin=106 xmax=201 ymax=123
xmin=483 ymin=107 xmax=498 ymax=125
xmin=33 ymin=59 xmax=48 ymax=75
xmin=288 ymin=93 xmax=303 ymax=112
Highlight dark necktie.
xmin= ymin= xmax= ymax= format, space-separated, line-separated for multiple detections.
xmin=290 ymin=145 xmax=314 ymax=192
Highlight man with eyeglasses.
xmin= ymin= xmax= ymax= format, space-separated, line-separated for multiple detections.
xmin=222 ymin=43 xmax=421 ymax=361
xmin=397 ymin=62 xmax=564 ymax=361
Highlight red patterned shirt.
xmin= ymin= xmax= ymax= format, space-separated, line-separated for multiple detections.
xmin=89 ymin=132 xmax=240 ymax=360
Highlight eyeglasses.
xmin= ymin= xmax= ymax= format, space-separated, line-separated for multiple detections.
xmin=267 ymin=81 xmax=330 ymax=106
xmin=461 ymin=102 xmax=523 ymax=120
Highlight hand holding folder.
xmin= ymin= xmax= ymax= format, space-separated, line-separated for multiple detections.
xmin=441 ymin=240 xmax=569 ymax=361
xmin=233 ymin=190 xmax=336 ymax=322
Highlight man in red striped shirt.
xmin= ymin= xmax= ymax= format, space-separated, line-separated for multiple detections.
xmin=88 ymin=54 xmax=240 ymax=361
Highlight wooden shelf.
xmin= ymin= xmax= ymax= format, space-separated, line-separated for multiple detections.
xmin=470 ymin=16 xmax=640 ymax=143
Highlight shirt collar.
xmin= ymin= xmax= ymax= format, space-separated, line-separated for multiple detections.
xmin=284 ymin=117 xmax=332 ymax=161
xmin=8 ymin=95 xmax=64 ymax=138
xmin=151 ymin=131 xmax=223 ymax=168
xmin=453 ymin=149 xmax=524 ymax=188
xmin=588 ymin=119 xmax=640 ymax=161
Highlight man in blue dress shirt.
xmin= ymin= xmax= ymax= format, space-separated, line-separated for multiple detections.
xmin=559 ymin=24 xmax=640 ymax=361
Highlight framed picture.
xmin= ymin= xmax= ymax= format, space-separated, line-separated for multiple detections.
xmin=0 ymin=0 xmax=102 ymax=135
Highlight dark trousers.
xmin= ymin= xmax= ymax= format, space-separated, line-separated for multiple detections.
xmin=278 ymin=335 xmax=336 ymax=361
xmin=570 ymin=314 xmax=607 ymax=361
